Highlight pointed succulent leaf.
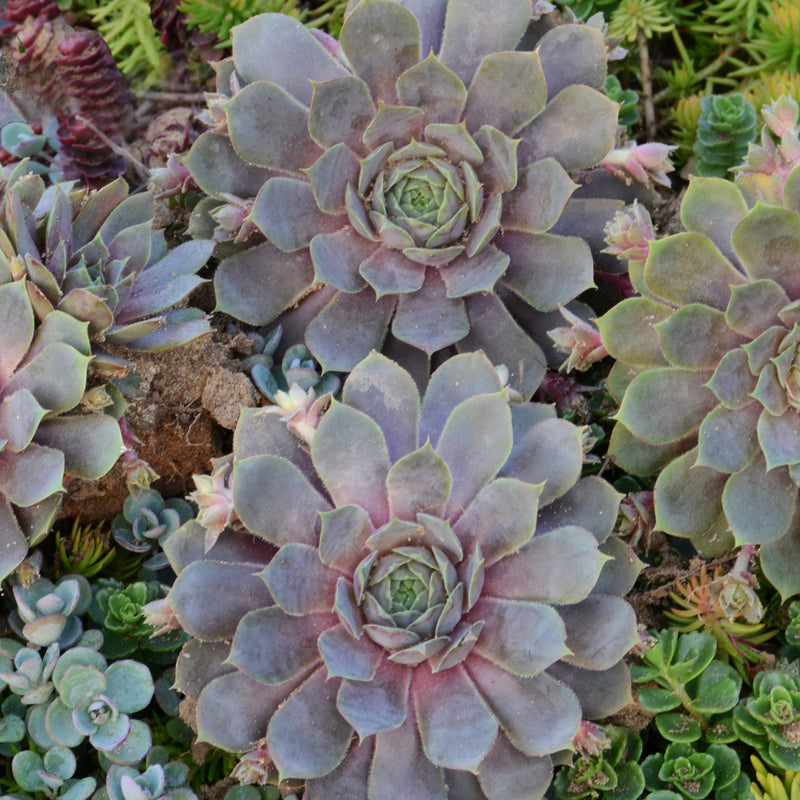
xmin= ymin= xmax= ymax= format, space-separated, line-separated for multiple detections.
xmin=34 ymin=415 xmax=122 ymax=479
xmin=696 ymin=404 xmax=760 ymax=472
xmin=681 ymin=177 xmax=747 ymax=263
xmin=537 ymin=24 xmax=607 ymax=98
xmin=397 ymin=55 xmax=466 ymax=125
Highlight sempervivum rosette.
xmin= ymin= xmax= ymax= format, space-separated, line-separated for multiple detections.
xmin=598 ymin=174 xmax=800 ymax=598
xmin=163 ymin=351 xmax=640 ymax=800
xmin=186 ymin=0 xmax=621 ymax=396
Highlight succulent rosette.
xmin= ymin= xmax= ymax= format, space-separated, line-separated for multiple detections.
xmin=598 ymin=173 xmax=800 ymax=598
xmin=163 ymin=351 xmax=640 ymax=800
xmin=0 ymin=280 xmax=122 ymax=583
xmin=187 ymin=0 xmax=622 ymax=395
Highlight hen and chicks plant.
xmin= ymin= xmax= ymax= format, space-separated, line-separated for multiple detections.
xmin=184 ymin=0 xmax=645 ymax=396
xmin=162 ymin=350 xmax=640 ymax=800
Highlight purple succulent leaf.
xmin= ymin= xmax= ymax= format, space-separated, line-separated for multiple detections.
xmin=229 ymin=607 xmax=331 ymax=684
xmin=646 ymin=233 xmax=746 ymax=310
xmin=25 ymin=310 xmax=90 ymax=361
xmin=615 ymin=368 xmax=717 ymax=444
xmin=468 ymin=656 xmax=581 ymax=756
xmin=305 ymin=143 xmax=361 ymax=214
xmin=233 ymin=455 xmax=331 ymax=546
xmin=7 ymin=342 xmax=89 ymax=416
xmin=305 ymin=288 xmax=396 ymax=372
xmin=56 ymin=290 xmax=114 ymax=335
xmin=185 ymin=132 xmax=271 ymax=198
xmin=34 ymin=415 xmax=122 ymax=480
xmin=371 ymin=711 xmax=447 ymax=800
xmin=0 ymin=496 xmax=36 ymax=582
xmin=310 ymin=229 xmax=373 ymax=293
xmin=71 ymin=181 xmax=128 ymax=251
xmin=696 ymin=403 xmax=760 ymax=472
xmin=499 ymin=418 xmax=583 ymax=506
xmin=656 ymin=305 xmax=747 ymax=369
xmin=518 ymin=86 xmax=618 ymax=172
xmin=722 ymin=453 xmax=796 ymax=544
xmin=267 ymin=667 xmax=353 ymax=780
xmin=261 ymin=543 xmax=338 ymax=614
xmin=758 ymin=407 xmax=800 ymax=469
xmin=470 ymin=597 xmax=568 ymax=676
xmin=99 ymin=319 xmax=163 ymax=345
xmin=340 ymin=0 xmax=421 ymax=105
xmin=359 ymin=248 xmax=427 ymax=296
xmin=438 ymin=0 xmax=530 ymax=85
xmin=463 ymin=52 xmax=546 ymax=136
xmin=593 ymin=537 xmax=644 ymax=597
xmin=681 ymin=177 xmax=747 ymax=264
xmin=0 ymin=390 xmax=47 ymax=452
xmin=726 ymin=280 xmax=788 ymax=338
xmin=425 ymin=122 xmax=483 ymax=164
xmin=251 ymin=177 xmax=344 ymax=252
xmin=234 ymin=406 xmax=318 ymax=473
xmin=309 ymin=77 xmax=376 ymax=153
xmin=342 ymin=350 xmax=421 ymax=461
xmin=26 ymin=256 xmax=63 ymax=307
xmin=306 ymin=739 xmax=372 ymax=800
xmin=215 ymin=242 xmax=316 ymax=325
xmin=197 ymin=669 xmax=305 ymax=752
xmin=438 ymin=246 xmax=509 ymax=298
xmin=7 ymin=188 xmax=41 ymax=263
xmin=547 ymin=660 xmax=633 ymax=719
xmin=653 ymin=448 xmax=728 ymax=538
xmin=497 ymin=231 xmax=594 ymax=313
xmin=502 ymin=159 xmax=577 ymax=235
xmin=232 ymin=14 xmax=349 ymax=104
xmin=762 ymin=529 xmax=800 ymax=600
xmin=226 ymin=83 xmax=322 ymax=172
xmin=334 ymin=576 xmax=363 ymax=637
xmin=312 ymin=401 xmax=391 ymax=525
xmin=337 ymin=659 xmax=410 ymax=739
xmin=559 ymin=594 xmax=639 ymax=670
xmin=536 ymin=24 xmax=607 ymax=99
xmin=597 ymin=297 xmax=672 ymax=367
xmin=477 ymin=731 xmax=554 ymax=800
xmin=174 ymin=639 xmax=234 ymax=699
xmin=483 ymin=526 xmax=607 ymax=604
xmin=744 ymin=325 xmax=784 ymax=372
xmin=392 ymin=270 xmax=469 ymax=353
xmin=473 ymin=126 xmax=518 ymax=194
xmin=363 ymin=104 xmax=425 ymax=150
xmin=535 ymin=476 xmax=622 ymax=543
xmin=443 ymin=769 xmax=486 ymax=800
xmin=413 ymin=662 xmax=497 ymax=770
xmin=0 ymin=444 xmax=64 ymax=506
xmin=733 ymin=204 xmax=800 ymax=297
xmin=706 ymin=349 xmax=757 ymax=408
xmin=116 ymin=309 xmax=211 ymax=352
xmin=396 ymin=55 xmax=466 ymax=125
xmin=318 ymin=625 xmax=383 ymax=680
xmin=319 ymin=505 xmax=374 ymax=572
xmin=452 ymin=478 xmax=540 ymax=565
xmin=435 ymin=392 xmax=512 ymax=518
xmin=170 ymin=561 xmax=273 ymax=640
xmin=386 ymin=443 xmax=451 ymax=520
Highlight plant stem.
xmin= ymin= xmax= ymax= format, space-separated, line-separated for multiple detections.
xmin=638 ymin=30 xmax=656 ymax=140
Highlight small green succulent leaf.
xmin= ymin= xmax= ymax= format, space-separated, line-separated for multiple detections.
xmin=688 ymin=662 xmax=741 ymax=714
xmin=104 ymin=660 xmax=153 ymax=714
xmin=597 ymin=298 xmax=672 ymax=367
xmin=616 ymin=369 xmax=717 ymax=445
xmin=655 ymin=713 xmax=703 ymax=743
xmin=638 ymin=687 xmax=682 ymax=713
xmin=681 ymin=177 xmax=748 ymax=262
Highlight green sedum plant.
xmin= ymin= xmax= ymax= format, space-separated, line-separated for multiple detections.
xmin=597 ymin=156 xmax=800 ymax=597
xmin=163 ymin=350 xmax=640 ymax=800
xmin=187 ymin=0 xmax=627 ymax=396
xmin=692 ymin=93 xmax=758 ymax=178
xmin=630 ymin=630 xmax=741 ymax=744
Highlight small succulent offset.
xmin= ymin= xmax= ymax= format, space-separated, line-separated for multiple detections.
xmin=597 ymin=164 xmax=800 ymax=598
xmin=692 ymin=93 xmax=758 ymax=179
xmin=8 ymin=575 xmax=91 ymax=648
xmin=0 ymin=640 xmax=59 ymax=706
xmin=640 ymin=741 xmax=748 ymax=800
xmin=189 ymin=0 xmax=628 ymax=395
xmin=734 ymin=668 xmax=800 ymax=771
xmin=10 ymin=745 xmax=96 ymax=800
xmin=96 ymin=746 xmax=197 ymax=800
xmin=164 ymin=351 xmax=640 ymax=800
xmin=0 ymin=280 xmax=123 ymax=583
xmin=0 ymin=165 xmax=214 ymax=357
xmin=631 ymin=630 xmax=741 ymax=744
xmin=111 ymin=489 xmax=196 ymax=572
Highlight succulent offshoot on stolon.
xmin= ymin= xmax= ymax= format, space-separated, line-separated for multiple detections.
xmin=184 ymin=0 xmax=641 ymax=396
xmin=162 ymin=350 xmax=641 ymax=800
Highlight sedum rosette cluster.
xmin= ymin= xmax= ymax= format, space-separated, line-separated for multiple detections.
xmin=186 ymin=0 xmax=625 ymax=396
xmin=598 ymin=169 xmax=800 ymax=599
xmin=163 ymin=351 xmax=640 ymax=800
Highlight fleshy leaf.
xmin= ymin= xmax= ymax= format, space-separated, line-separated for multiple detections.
xmin=387 ymin=442 xmax=451 ymax=520
xmin=261 ymin=543 xmax=337 ymax=615
xmin=696 ymin=404 xmax=760 ymax=473
xmin=397 ymin=55 xmax=466 ymax=125
xmin=656 ymin=305 xmax=745 ymax=369
xmin=337 ymin=660 xmax=410 ymax=739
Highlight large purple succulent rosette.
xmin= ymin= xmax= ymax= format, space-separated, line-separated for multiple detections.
xmin=163 ymin=351 xmax=640 ymax=800
xmin=188 ymin=0 xmax=620 ymax=396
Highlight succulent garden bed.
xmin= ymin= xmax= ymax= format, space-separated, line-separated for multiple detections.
xmin=5 ymin=1 xmax=800 ymax=800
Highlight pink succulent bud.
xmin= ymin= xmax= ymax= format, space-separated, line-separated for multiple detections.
xmin=603 ymin=200 xmax=656 ymax=263
xmin=762 ymin=96 xmax=799 ymax=138
xmin=119 ymin=419 xmax=158 ymax=495
xmin=150 ymin=154 xmax=197 ymax=198
xmin=615 ymin=490 xmax=655 ymax=550
xmin=547 ymin=306 xmax=608 ymax=372
xmin=210 ymin=193 xmax=257 ymax=243
xmin=260 ymin=385 xmax=332 ymax=446
xmin=188 ymin=455 xmax=238 ymax=552
xmin=600 ymin=141 xmax=676 ymax=188
xmin=230 ymin=742 xmax=273 ymax=786
xmin=142 ymin=597 xmax=182 ymax=637
xmin=573 ymin=720 xmax=611 ymax=757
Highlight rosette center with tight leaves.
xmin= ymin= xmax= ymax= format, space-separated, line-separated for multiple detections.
xmin=163 ymin=351 xmax=641 ymax=800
